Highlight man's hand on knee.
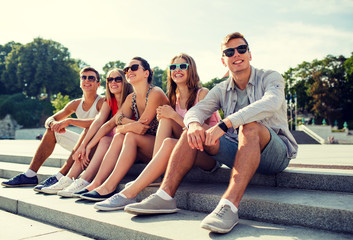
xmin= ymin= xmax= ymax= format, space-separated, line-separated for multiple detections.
xmin=187 ymin=122 xmax=206 ymax=151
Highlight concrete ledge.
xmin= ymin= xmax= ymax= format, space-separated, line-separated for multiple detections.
xmin=0 ymin=162 xmax=58 ymax=183
xmin=1 ymin=157 xmax=353 ymax=194
xmin=0 ymin=154 xmax=65 ymax=168
xmin=168 ymin=183 xmax=353 ymax=233
xmin=1 ymin=184 xmax=352 ymax=240
xmin=278 ymin=168 xmax=353 ymax=192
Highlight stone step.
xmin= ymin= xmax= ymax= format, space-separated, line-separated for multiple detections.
xmin=0 ymin=182 xmax=352 ymax=240
xmin=1 ymin=157 xmax=353 ymax=193
xmin=1 ymin=165 xmax=353 ymax=235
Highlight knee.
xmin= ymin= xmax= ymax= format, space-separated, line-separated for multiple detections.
xmin=124 ymin=132 xmax=138 ymax=144
xmin=239 ymin=123 xmax=261 ymax=143
xmin=99 ymin=136 xmax=111 ymax=145
xmin=159 ymin=118 xmax=173 ymax=126
xmin=113 ymin=133 xmax=124 ymax=141
xmin=162 ymin=137 xmax=177 ymax=149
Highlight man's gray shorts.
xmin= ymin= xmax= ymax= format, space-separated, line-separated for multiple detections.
xmin=211 ymin=127 xmax=290 ymax=174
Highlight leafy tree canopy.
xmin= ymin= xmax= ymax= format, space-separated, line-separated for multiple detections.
xmin=0 ymin=38 xmax=82 ymax=100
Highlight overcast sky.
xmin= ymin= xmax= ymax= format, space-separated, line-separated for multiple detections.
xmin=1 ymin=0 xmax=353 ymax=83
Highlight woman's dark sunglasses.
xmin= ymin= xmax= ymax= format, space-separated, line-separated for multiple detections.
xmin=123 ymin=64 xmax=143 ymax=74
xmin=223 ymin=45 xmax=248 ymax=57
xmin=80 ymin=75 xmax=97 ymax=82
xmin=107 ymin=76 xmax=123 ymax=83
xmin=169 ymin=63 xmax=189 ymax=71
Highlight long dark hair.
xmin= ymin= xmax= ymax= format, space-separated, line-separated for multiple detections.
xmin=132 ymin=57 xmax=153 ymax=83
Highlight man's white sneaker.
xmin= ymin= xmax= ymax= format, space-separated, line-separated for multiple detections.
xmin=41 ymin=176 xmax=73 ymax=194
xmin=57 ymin=178 xmax=90 ymax=198
xmin=200 ymin=204 xmax=239 ymax=234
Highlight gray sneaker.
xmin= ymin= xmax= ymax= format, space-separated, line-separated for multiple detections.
xmin=200 ymin=204 xmax=239 ymax=234
xmin=124 ymin=194 xmax=179 ymax=215
xmin=94 ymin=194 xmax=136 ymax=211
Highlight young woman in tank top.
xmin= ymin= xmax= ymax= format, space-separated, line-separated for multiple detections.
xmin=78 ymin=57 xmax=169 ymax=201
xmin=94 ymin=53 xmax=221 ymax=211
xmin=49 ymin=69 xmax=133 ymax=197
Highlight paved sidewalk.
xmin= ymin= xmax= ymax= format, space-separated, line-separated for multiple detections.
xmin=0 ymin=210 xmax=93 ymax=239
xmin=0 ymin=140 xmax=352 ymax=168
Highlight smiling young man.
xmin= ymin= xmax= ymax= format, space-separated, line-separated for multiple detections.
xmin=2 ymin=67 xmax=104 ymax=192
xmin=124 ymin=32 xmax=298 ymax=234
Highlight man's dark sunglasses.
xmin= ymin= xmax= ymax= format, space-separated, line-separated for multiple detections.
xmin=123 ymin=64 xmax=143 ymax=75
xmin=80 ymin=75 xmax=97 ymax=82
xmin=223 ymin=45 xmax=248 ymax=57
xmin=107 ymin=76 xmax=123 ymax=83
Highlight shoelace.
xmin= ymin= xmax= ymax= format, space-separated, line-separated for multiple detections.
xmin=216 ymin=205 xmax=229 ymax=218
xmin=68 ymin=179 xmax=84 ymax=191
xmin=143 ymin=194 xmax=157 ymax=202
xmin=45 ymin=177 xmax=57 ymax=185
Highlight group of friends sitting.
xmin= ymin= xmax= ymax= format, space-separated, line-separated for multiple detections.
xmin=2 ymin=32 xmax=298 ymax=234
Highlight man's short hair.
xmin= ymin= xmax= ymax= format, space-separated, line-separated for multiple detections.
xmin=80 ymin=67 xmax=100 ymax=82
xmin=221 ymin=32 xmax=249 ymax=51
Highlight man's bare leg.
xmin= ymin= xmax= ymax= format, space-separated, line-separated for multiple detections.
xmin=221 ymin=122 xmax=271 ymax=207
xmin=28 ymin=129 xmax=57 ymax=173
xmin=160 ymin=130 xmax=198 ymax=197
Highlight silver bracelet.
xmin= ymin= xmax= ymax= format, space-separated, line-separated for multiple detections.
xmin=117 ymin=114 xmax=124 ymax=125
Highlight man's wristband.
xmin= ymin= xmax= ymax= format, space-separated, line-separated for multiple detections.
xmin=217 ymin=120 xmax=229 ymax=132
xmin=46 ymin=119 xmax=54 ymax=129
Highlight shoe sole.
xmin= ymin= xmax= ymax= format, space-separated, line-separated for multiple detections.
xmin=57 ymin=192 xmax=75 ymax=198
xmin=41 ymin=189 xmax=62 ymax=195
xmin=71 ymin=193 xmax=84 ymax=198
xmin=200 ymin=221 xmax=238 ymax=234
xmin=79 ymin=195 xmax=107 ymax=201
xmin=33 ymin=187 xmax=44 ymax=193
xmin=94 ymin=205 xmax=126 ymax=211
xmin=1 ymin=183 xmax=38 ymax=187
xmin=124 ymin=206 xmax=179 ymax=215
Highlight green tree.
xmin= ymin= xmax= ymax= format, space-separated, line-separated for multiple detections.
xmin=203 ymin=77 xmax=224 ymax=90
xmin=0 ymin=93 xmax=53 ymax=128
xmin=1 ymin=38 xmax=81 ymax=100
xmin=343 ymin=52 xmax=353 ymax=122
xmin=0 ymin=42 xmax=22 ymax=94
xmin=283 ymin=54 xmax=352 ymax=126
xmin=0 ymin=42 xmax=23 ymax=95
xmin=152 ymin=66 xmax=167 ymax=92
xmin=51 ymin=92 xmax=71 ymax=114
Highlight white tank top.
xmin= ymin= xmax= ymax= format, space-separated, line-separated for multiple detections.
xmin=76 ymin=95 xmax=102 ymax=119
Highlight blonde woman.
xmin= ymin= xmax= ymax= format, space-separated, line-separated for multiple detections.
xmin=41 ymin=68 xmax=132 ymax=195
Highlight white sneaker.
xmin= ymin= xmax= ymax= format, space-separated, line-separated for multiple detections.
xmin=41 ymin=176 xmax=73 ymax=194
xmin=57 ymin=178 xmax=90 ymax=198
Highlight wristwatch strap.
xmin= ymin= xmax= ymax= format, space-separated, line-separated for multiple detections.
xmin=218 ymin=120 xmax=229 ymax=132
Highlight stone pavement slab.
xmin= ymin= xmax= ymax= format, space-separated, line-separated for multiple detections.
xmin=0 ymin=210 xmax=93 ymax=240
xmin=1 ymin=182 xmax=352 ymax=240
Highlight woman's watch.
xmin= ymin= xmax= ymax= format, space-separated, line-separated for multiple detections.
xmin=217 ymin=120 xmax=229 ymax=132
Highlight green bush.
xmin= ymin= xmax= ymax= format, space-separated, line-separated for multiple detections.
xmin=51 ymin=93 xmax=70 ymax=114
xmin=0 ymin=94 xmax=53 ymax=128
